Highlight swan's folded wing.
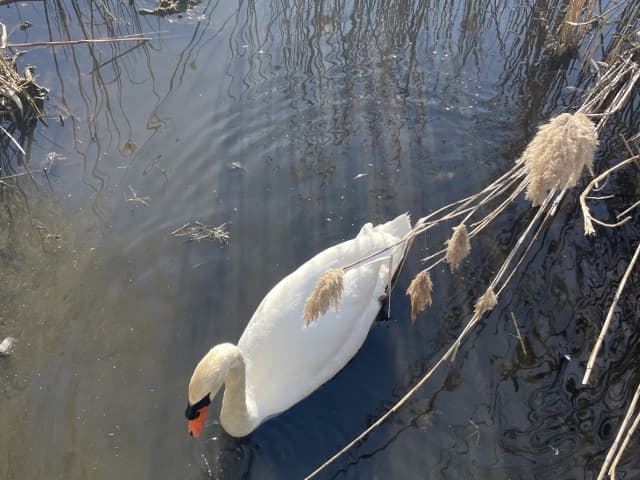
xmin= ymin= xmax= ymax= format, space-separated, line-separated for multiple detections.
xmin=238 ymin=214 xmax=411 ymax=419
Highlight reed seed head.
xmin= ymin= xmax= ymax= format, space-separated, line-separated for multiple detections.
xmin=303 ymin=268 xmax=345 ymax=326
xmin=521 ymin=112 xmax=598 ymax=206
xmin=445 ymin=223 xmax=471 ymax=272
xmin=473 ymin=288 xmax=498 ymax=317
xmin=406 ymin=269 xmax=433 ymax=323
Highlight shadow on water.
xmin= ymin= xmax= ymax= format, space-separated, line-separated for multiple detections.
xmin=0 ymin=0 xmax=638 ymax=478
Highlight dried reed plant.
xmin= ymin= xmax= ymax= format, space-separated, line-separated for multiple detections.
xmin=406 ymin=270 xmax=433 ymax=322
xmin=522 ymin=113 xmax=598 ymax=206
xmin=554 ymin=0 xmax=596 ymax=55
xmin=303 ymin=268 xmax=345 ymax=326
xmin=306 ymin=20 xmax=638 ymax=479
xmin=473 ymin=288 xmax=497 ymax=317
xmin=445 ymin=223 xmax=471 ymax=271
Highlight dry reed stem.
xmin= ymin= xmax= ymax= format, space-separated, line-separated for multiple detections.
xmin=7 ymin=34 xmax=151 ymax=48
xmin=415 ymin=164 xmax=525 ymax=232
xmin=0 ymin=124 xmax=25 ymax=155
xmin=406 ymin=270 xmax=433 ymax=322
xmin=617 ymin=199 xmax=640 ymax=219
xmin=579 ymin=154 xmax=640 ymax=235
xmin=580 ymin=56 xmax=640 ymax=130
xmin=0 ymin=22 xmax=6 ymax=52
xmin=609 ymin=407 xmax=640 ymax=479
xmin=445 ymin=224 xmax=471 ymax=272
xmin=522 ymin=113 xmax=598 ymax=206
xmin=582 ymin=241 xmax=640 ymax=385
xmin=420 ymin=170 xmax=526 ymax=267
xmin=303 ymin=268 xmax=345 ymax=326
xmin=497 ymin=188 xmax=568 ymax=296
xmin=597 ymin=383 xmax=640 ymax=480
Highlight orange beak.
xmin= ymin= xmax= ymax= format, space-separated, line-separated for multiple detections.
xmin=188 ymin=406 xmax=209 ymax=438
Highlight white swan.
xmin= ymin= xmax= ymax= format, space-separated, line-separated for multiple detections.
xmin=186 ymin=213 xmax=412 ymax=438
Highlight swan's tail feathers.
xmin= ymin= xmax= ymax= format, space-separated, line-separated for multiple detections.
xmin=375 ymin=213 xmax=414 ymax=296
xmin=375 ymin=213 xmax=412 ymax=240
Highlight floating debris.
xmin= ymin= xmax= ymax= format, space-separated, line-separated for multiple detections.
xmin=138 ymin=0 xmax=202 ymax=16
xmin=227 ymin=161 xmax=246 ymax=172
xmin=170 ymin=222 xmax=229 ymax=244
xmin=0 ymin=336 xmax=16 ymax=356
xmin=126 ymin=185 xmax=151 ymax=206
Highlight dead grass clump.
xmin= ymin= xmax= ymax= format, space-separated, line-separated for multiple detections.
xmin=303 ymin=268 xmax=345 ymax=326
xmin=522 ymin=112 xmax=598 ymax=206
xmin=170 ymin=221 xmax=229 ymax=243
xmin=445 ymin=223 xmax=471 ymax=271
xmin=406 ymin=270 xmax=433 ymax=322
xmin=0 ymin=54 xmax=47 ymax=131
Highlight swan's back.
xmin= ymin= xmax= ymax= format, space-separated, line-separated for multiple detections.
xmin=238 ymin=214 xmax=411 ymax=421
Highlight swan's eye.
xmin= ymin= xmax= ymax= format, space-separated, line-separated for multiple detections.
xmin=185 ymin=394 xmax=212 ymax=420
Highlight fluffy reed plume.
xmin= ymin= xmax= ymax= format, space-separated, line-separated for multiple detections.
xmin=406 ymin=270 xmax=433 ymax=322
xmin=522 ymin=113 xmax=598 ymax=206
xmin=445 ymin=223 xmax=471 ymax=271
xmin=303 ymin=268 xmax=345 ymax=326
xmin=473 ymin=288 xmax=498 ymax=317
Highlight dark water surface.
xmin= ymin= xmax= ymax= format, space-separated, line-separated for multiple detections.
xmin=1 ymin=0 xmax=639 ymax=478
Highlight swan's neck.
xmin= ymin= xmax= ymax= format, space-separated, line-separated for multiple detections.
xmin=217 ymin=345 xmax=259 ymax=437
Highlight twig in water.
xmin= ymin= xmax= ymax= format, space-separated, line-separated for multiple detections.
xmin=0 ymin=336 xmax=16 ymax=356
xmin=126 ymin=185 xmax=150 ymax=206
xmin=510 ymin=312 xmax=527 ymax=356
xmin=467 ymin=420 xmax=481 ymax=446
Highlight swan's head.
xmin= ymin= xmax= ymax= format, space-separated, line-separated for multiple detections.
xmin=185 ymin=344 xmax=230 ymax=438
